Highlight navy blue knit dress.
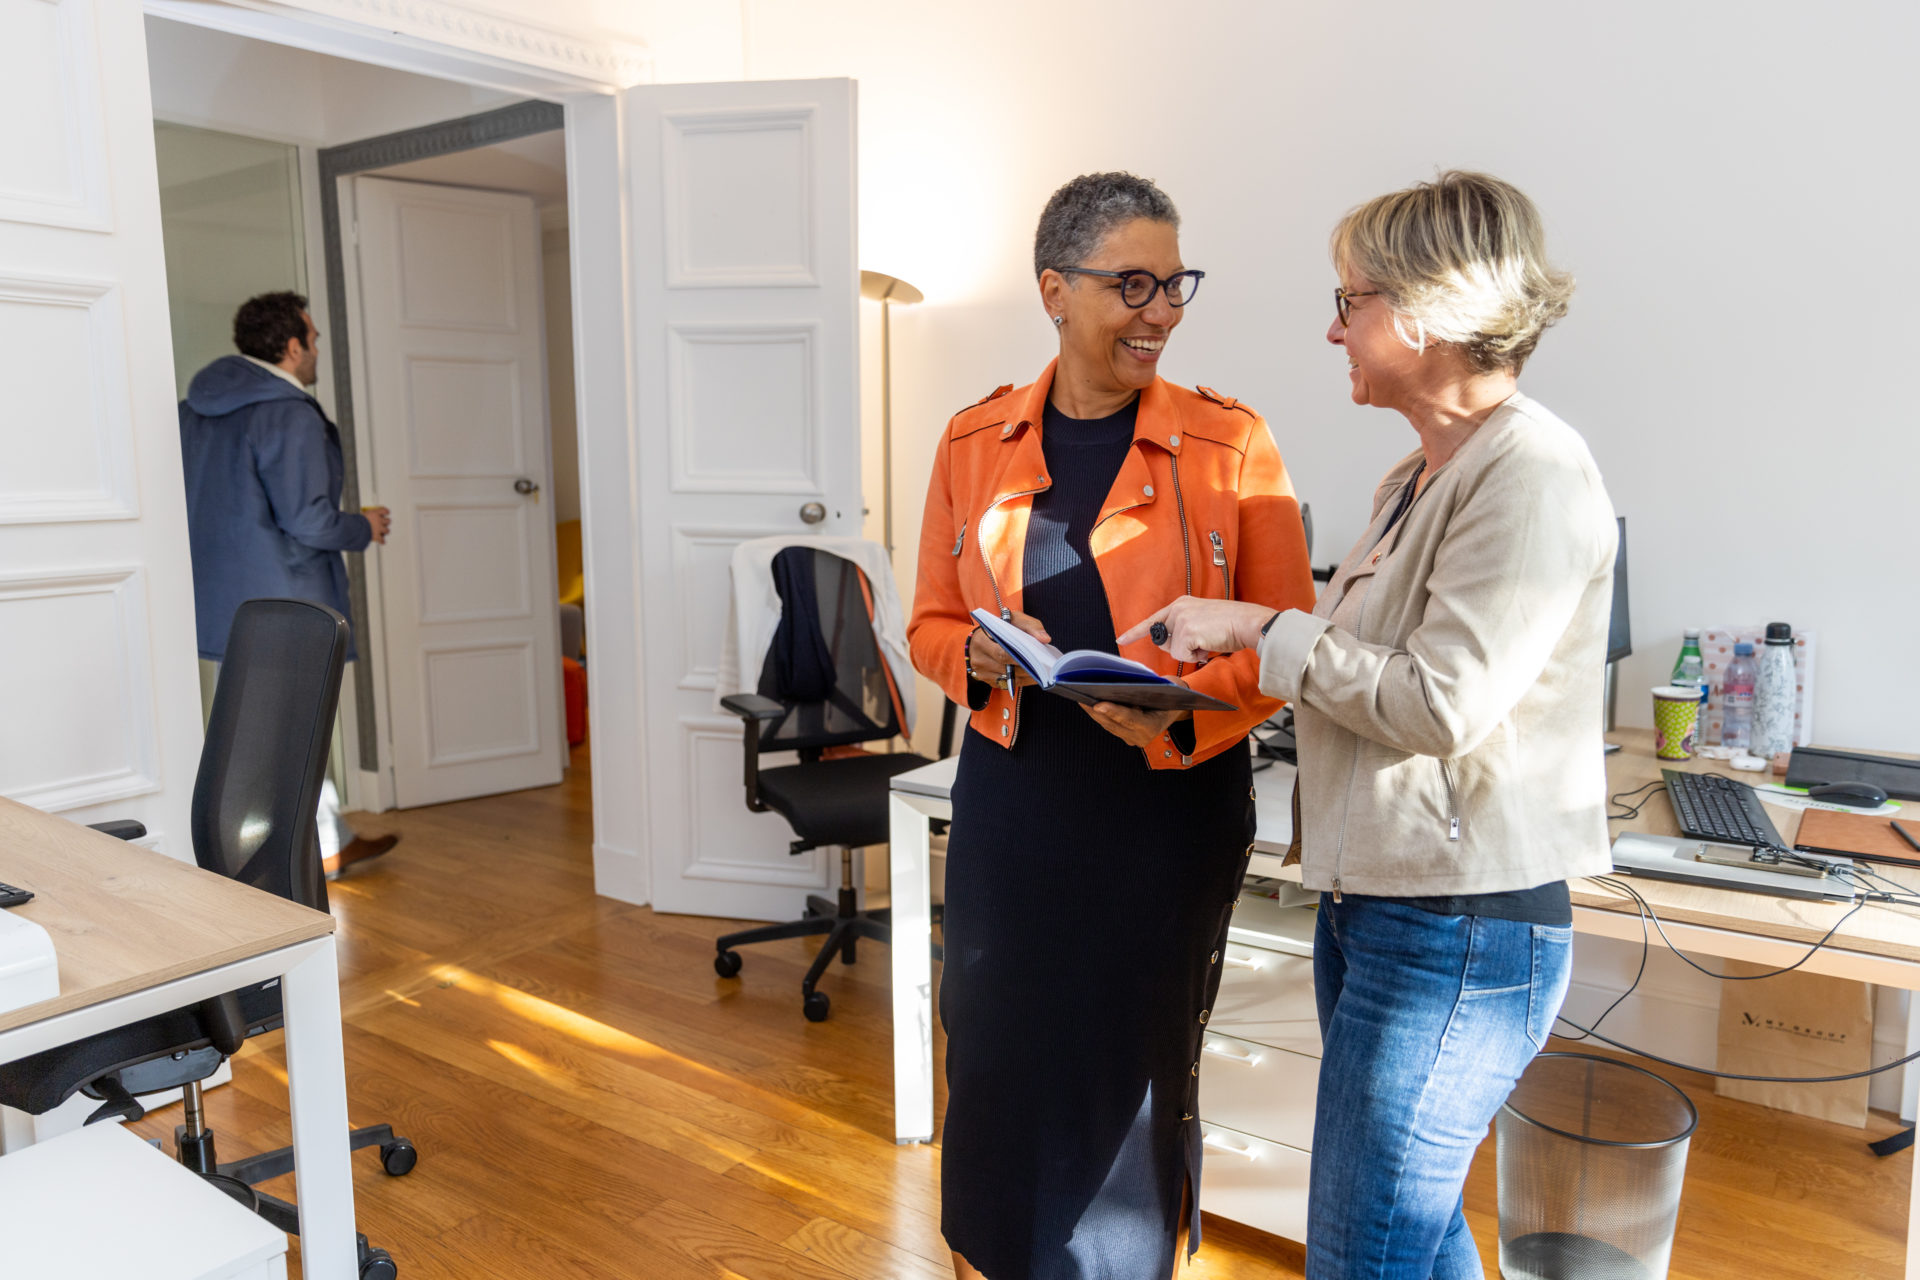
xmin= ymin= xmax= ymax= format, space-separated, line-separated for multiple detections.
xmin=939 ymin=398 xmax=1257 ymax=1280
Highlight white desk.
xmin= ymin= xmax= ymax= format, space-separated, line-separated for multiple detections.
xmin=888 ymin=732 xmax=1920 ymax=1274
xmin=0 ymin=798 xmax=360 ymax=1279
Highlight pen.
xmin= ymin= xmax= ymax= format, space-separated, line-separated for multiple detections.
xmin=1892 ymin=820 xmax=1920 ymax=855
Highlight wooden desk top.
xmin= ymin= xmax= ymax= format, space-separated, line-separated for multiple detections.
xmin=0 ymin=797 xmax=333 ymax=1035
xmin=1578 ymin=729 xmax=1920 ymax=964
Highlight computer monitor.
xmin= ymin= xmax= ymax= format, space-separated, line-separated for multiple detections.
xmin=1606 ymin=517 xmax=1630 ymax=664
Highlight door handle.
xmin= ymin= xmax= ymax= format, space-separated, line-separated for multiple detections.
xmin=799 ymin=501 xmax=827 ymax=525
xmin=514 ymin=478 xmax=540 ymax=495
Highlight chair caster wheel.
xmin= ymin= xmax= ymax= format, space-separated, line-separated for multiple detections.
xmin=803 ymin=990 xmax=830 ymax=1022
xmin=380 ymin=1138 xmax=417 ymax=1176
xmin=714 ymin=950 xmax=743 ymax=978
xmin=359 ymin=1246 xmax=397 ymax=1279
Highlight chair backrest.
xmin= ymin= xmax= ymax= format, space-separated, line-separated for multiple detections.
xmin=191 ymin=598 xmax=348 ymax=911
xmin=753 ymin=547 xmax=902 ymax=754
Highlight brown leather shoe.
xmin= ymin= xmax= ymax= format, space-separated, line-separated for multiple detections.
xmin=323 ymin=832 xmax=399 ymax=879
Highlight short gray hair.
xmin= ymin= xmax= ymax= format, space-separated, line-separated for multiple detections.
xmin=1034 ymin=172 xmax=1180 ymax=279
xmin=1331 ymin=170 xmax=1573 ymax=375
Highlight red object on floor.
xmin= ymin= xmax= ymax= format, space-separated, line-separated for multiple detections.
xmin=562 ymin=656 xmax=587 ymax=745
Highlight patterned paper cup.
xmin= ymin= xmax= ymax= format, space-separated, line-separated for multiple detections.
xmin=1652 ymin=686 xmax=1701 ymax=760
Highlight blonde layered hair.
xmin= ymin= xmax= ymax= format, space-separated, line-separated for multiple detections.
xmin=1331 ymin=171 xmax=1573 ymax=375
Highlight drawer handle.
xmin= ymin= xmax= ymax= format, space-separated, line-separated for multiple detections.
xmin=1202 ymin=1131 xmax=1261 ymax=1161
xmin=1202 ymin=1039 xmax=1262 ymax=1067
xmin=1222 ymin=953 xmax=1263 ymax=972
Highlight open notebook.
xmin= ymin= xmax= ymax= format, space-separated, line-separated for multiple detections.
xmin=970 ymin=608 xmax=1236 ymax=713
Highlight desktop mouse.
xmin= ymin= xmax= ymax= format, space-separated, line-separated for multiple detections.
xmin=1807 ymin=781 xmax=1890 ymax=808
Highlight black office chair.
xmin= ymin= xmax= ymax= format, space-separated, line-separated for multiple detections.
xmin=0 ymin=599 xmax=413 ymax=1280
xmin=714 ymin=547 xmax=935 ymax=1022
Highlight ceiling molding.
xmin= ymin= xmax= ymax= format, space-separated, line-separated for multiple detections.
xmin=149 ymin=0 xmax=653 ymax=91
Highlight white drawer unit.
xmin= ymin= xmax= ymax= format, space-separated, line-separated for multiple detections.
xmin=1198 ymin=1120 xmax=1312 ymax=1245
xmin=1198 ymin=1031 xmax=1319 ymax=1150
xmin=1198 ymin=886 xmax=1321 ymax=1246
xmin=1211 ymin=943 xmax=1321 ymax=1057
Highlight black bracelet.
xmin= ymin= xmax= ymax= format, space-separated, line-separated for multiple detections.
xmin=1260 ymin=610 xmax=1283 ymax=637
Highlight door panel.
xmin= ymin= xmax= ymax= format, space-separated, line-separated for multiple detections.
xmin=0 ymin=0 xmax=201 ymax=858
xmin=351 ymin=176 xmax=562 ymax=808
xmin=625 ymin=79 xmax=861 ymax=918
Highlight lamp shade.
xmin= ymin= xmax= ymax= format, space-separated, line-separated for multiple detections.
xmin=860 ymin=270 xmax=923 ymax=305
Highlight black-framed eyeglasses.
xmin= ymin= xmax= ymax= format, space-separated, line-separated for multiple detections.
xmin=1056 ymin=267 xmax=1205 ymax=308
xmin=1334 ymin=287 xmax=1380 ymax=325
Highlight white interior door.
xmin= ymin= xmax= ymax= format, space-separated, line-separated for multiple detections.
xmin=0 ymin=0 xmax=202 ymax=856
xmin=625 ymin=79 xmax=863 ymax=918
xmin=349 ymin=175 xmax=563 ymax=809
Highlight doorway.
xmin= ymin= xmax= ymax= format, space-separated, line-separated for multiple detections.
xmin=148 ymin=20 xmax=578 ymax=821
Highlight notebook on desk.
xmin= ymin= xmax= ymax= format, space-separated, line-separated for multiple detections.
xmin=1795 ymin=808 xmax=1920 ymax=870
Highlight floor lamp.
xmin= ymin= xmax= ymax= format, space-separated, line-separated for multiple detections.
xmin=860 ymin=270 xmax=923 ymax=554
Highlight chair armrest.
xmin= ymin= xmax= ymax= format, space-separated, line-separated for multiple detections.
xmin=86 ymin=819 xmax=147 ymax=842
xmin=720 ymin=695 xmax=784 ymax=812
xmin=720 ymin=693 xmax=786 ymax=722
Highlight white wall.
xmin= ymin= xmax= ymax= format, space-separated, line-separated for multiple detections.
xmin=745 ymin=0 xmax=1920 ymax=758
xmin=745 ymin=0 xmax=1920 ymax=1111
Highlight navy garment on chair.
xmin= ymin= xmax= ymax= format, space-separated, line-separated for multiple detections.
xmin=715 ymin=546 xmax=935 ymax=1022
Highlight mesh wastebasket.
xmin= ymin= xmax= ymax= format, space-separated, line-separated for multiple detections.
xmin=1496 ymin=1053 xmax=1698 ymax=1280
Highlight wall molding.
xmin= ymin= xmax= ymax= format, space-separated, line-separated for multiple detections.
xmin=0 ymin=272 xmax=138 ymax=523
xmin=0 ymin=566 xmax=161 ymax=813
xmin=0 ymin=0 xmax=111 ymax=232
xmin=173 ymin=0 xmax=650 ymax=88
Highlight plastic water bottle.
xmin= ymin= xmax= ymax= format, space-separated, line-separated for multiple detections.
xmin=1671 ymin=630 xmax=1708 ymax=745
xmin=1750 ymin=622 xmax=1797 ymax=760
xmin=1720 ymin=642 xmax=1757 ymax=752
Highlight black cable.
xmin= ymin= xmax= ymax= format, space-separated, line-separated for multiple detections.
xmin=1550 ymin=876 xmax=1920 ymax=1083
xmin=1552 ymin=878 xmax=1648 ymax=1043
xmin=1607 ymin=780 xmax=1666 ymax=821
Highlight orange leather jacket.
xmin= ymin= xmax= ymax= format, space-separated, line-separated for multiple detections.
xmin=907 ymin=361 xmax=1316 ymax=770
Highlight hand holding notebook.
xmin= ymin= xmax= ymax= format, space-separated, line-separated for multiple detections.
xmin=970 ymin=608 xmax=1237 ymax=713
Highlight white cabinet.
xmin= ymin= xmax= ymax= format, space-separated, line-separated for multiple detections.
xmin=1198 ymin=884 xmax=1320 ymax=1244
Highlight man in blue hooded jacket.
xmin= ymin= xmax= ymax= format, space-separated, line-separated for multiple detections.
xmin=179 ymin=290 xmax=396 ymax=873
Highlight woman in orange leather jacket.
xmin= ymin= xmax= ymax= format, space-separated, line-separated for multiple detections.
xmin=908 ymin=173 xmax=1314 ymax=1280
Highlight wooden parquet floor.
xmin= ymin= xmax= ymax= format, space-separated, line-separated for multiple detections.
xmin=129 ymin=742 xmax=1911 ymax=1278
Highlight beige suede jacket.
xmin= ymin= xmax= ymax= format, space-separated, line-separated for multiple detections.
xmin=1256 ymin=392 xmax=1618 ymax=898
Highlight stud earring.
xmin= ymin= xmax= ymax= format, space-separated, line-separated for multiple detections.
xmin=1051 ymin=315 xmax=1063 ymax=327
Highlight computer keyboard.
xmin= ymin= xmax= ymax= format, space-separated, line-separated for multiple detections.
xmin=1662 ymin=769 xmax=1787 ymax=850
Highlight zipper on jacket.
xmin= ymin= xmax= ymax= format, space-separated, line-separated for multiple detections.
xmin=977 ymin=480 xmax=1048 ymax=745
xmin=1331 ymin=878 xmax=1342 ymax=903
xmin=1440 ymin=758 xmax=1461 ymax=841
xmin=977 ymin=484 xmax=1045 ymax=621
xmin=1169 ymin=455 xmax=1193 ymax=678
xmin=1208 ymin=530 xmax=1230 ymax=597
xmin=951 ymin=519 xmax=966 ymax=556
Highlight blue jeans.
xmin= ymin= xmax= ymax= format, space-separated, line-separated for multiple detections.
xmin=1305 ymin=897 xmax=1572 ymax=1280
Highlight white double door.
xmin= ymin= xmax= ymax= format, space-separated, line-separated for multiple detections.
xmin=626 ymin=80 xmax=867 ymax=918
xmin=350 ymin=176 xmax=564 ymax=809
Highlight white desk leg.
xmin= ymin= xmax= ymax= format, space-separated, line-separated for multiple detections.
xmin=282 ymin=937 xmax=358 ymax=1278
xmin=890 ymin=793 xmax=936 ymax=1144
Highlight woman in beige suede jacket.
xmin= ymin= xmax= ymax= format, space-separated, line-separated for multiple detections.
xmin=1124 ymin=171 xmax=1616 ymax=1279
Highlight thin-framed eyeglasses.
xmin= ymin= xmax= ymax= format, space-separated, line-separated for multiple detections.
xmin=1056 ymin=267 xmax=1205 ymax=309
xmin=1334 ymin=287 xmax=1380 ymax=326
